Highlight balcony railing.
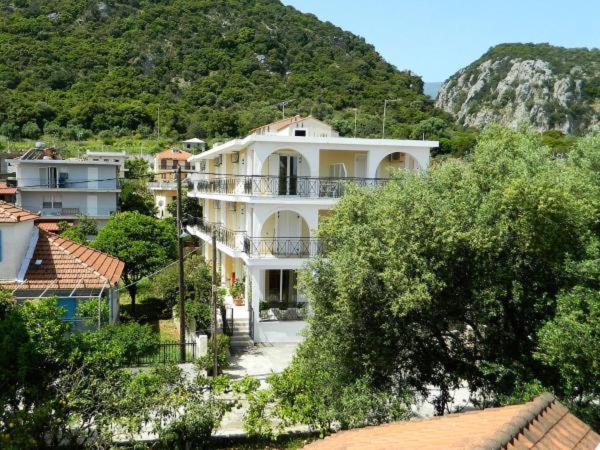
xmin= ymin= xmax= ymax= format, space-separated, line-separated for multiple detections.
xmin=244 ymin=237 xmax=324 ymax=258
xmin=22 ymin=205 xmax=116 ymax=217
xmin=188 ymin=174 xmax=388 ymax=198
xmin=148 ymin=181 xmax=178 ymax=190
xmin=187 ymin=217 xmax=324 ymax=258
xmin=17 ymin=178 xmax=118 ymax=189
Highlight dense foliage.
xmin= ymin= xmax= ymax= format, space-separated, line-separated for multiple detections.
xmin=0 ymin=0 xmax=472 ymax=154
xmin=92 ymin=211 xmax=177 ymax=312
xmin=248 ymin=129 xmax=600 ymax=434
xmin=0 ymin=295 xmax=228 ymax=448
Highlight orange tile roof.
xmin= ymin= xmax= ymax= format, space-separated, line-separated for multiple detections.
xmin=0 ymin=182 xmax=17 ymax=195
xmin=1 ymin=229 xmax=124 ymax=290
xmin=35 ymin=221 xmax=73 ymax=233
xmin=303 ymin=394 xmax=600 ymax=450
xmin=155 ymin=148 xmax=192 ymax=160
xmin=250 ymin=115 xmax=310 ymax=133
xmin=0 ymin=201 xmax=39 ymax=223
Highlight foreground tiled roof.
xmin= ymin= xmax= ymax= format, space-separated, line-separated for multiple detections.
xmin=304 ymin=394 xmax=600 ymax=450
xmin=35 ymin=221 xmax=72 ymax=233
xmin=0 ymin=182 xmax=17 ymax=195
xmin=1 ymin=230 xmax=124 ymax=290
xmin=155 ymin=148 xmax=192 ymax=160
xmin=250 ymin=114 xmax=310 ymax=133
xmin=0 ymin=201 xmax=38 ymax=222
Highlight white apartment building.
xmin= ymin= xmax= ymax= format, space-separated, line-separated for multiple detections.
xmin=10 ymin=147 xmax=120 ymax=228
xmin=187 ymin=116 xmax=437 ymax=343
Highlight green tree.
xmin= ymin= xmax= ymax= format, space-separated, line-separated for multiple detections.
xmin=21 ymin=121 xmax=42 ymax=139
xmin=256 ymin=128 xmax=599 ymax=431
xmin=167 ymin=187 xmax=202 ymax=220
xmin=119 ymin=179 xmax=157 ymax=216
xmin=125 ymin=157 xmax=152 ymax=180
xmin=92 ymin=212 xmax=177 ymax=315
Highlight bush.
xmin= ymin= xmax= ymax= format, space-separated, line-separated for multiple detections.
xmin=196 ymin=334 xmax=230 ymax=373
xmin=80 ymin=322 xmax=159 ymax=368
xmin=21 ymin=121 xmax=42 ymax=139
xmin=0 ymin=121 xmax=20 ymax=139
xmin=76 ymin=298 xmax=110 ymax=328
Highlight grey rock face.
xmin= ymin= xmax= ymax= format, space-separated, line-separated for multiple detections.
xmin=436 ymin=58 xmax=598 ymax=133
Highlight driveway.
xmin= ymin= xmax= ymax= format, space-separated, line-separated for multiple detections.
xmin=224 ymin=342 xmax=298 ymax=381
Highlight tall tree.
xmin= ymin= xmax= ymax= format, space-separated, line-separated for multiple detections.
xmin=92 ymin=212 xmax=177 ymax=314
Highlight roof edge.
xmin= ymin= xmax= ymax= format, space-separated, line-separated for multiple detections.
xmin=475 ymin=393 xmax=556 ymax=450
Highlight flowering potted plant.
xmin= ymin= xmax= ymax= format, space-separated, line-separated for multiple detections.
xmin=230 ymin=280 xmax=245 ymax=306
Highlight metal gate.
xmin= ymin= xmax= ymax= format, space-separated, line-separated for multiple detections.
xmin=248 ymin=304 xmax=254 ymax=340
xmin=223 ymin=306 xmax=234 ymax=336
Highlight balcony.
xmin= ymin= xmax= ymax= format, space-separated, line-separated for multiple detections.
xmin=187 ymin=217 xmax=323 ymax=258
xmin=148 ymin=181 xmax=178 ymax=190
xmin=188 ymin=174 xmax=388 ymax=198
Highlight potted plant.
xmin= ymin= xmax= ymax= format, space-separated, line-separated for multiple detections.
xmin=230 ymin=280 xmax=245 ymax=306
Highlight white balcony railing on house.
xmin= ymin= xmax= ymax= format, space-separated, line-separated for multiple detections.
xmin=148 ymin=181 xmax=178 ymax=190
xmin=17 ymin=178 xmax=119 ymax=190
xmin=187 ymin=216 xmax=324 ymax=258
xmin=21 ymin=205 xmax=117 ymax=217
xmin=187 ymin=173 xmax=389 ymax=198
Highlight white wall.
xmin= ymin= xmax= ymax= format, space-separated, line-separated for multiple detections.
xmin=20 ymin=191 xmax=118 ymax=217
xmin=17 ymin=162 xmax=119 ymax=189
xmin=0 ymin=221 xmax=34 ymax=280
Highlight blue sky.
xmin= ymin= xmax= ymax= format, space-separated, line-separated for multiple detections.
xmin=284 ymin=0 xmax=600 ymax=82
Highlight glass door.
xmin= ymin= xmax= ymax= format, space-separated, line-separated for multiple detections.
xmin=278 ymin=155 xmax=298 ymax=195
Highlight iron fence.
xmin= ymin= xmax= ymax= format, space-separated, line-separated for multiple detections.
xmin=189 ymin=174 xmax=389 ymax=198
xmin=244 ymin=236 xmax=324 ymax=257
xmin=132 ymin=342 xmax=198 ymax=366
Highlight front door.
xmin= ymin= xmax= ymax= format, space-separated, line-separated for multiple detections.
xmin=278 ymin=155 xmax=298 ymax=195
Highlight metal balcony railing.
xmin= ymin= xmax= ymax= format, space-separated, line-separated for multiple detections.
xmin=17 ymin=178 xmax=118 ymax=189
xmin=244 ymin=237 xmax=324 ymax=258
xmin=188 ymin=174 xmax=388 ymax=198
xmin=186 ymin=216 xmax=324 ymax=258
xmin=21 ymin=206 xmax=116 ymax=217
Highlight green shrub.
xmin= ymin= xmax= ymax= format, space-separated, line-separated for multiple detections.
xmin=196 ymin=334 xmax=230 ymax=373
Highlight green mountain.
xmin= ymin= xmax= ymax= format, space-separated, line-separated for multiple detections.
xmin=436 ymin=43 xmax=600 ymax=134
xmin=0 ymin=0 xmax=456 ymax=144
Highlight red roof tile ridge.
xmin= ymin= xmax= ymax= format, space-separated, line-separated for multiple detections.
xmin=474 ymin=393 xmax=557 ymax=450
xmin=250 ymin=115 xmax=309 ymax=133
xmin=41 ymin=230 xmax=121 ymax=285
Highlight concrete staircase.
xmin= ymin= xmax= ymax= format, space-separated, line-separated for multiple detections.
xmin=228 ymin=306 xmax=253 ymax=352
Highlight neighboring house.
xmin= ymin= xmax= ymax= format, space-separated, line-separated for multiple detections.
xmin=84 ymin=150 xmax=129 ymax=178
xmin=0 ymin=182 xmax=16 ymax=203
xmin=0 ymin=151 xmax=20 ymax=178
xmin=182 ymin=138 xmax=206 ymax=153
xmin=303 ymin=393 xmax=600 ymax=450
xmin=9 ymin=147 xmax=121 ymax=228
xmin=150 ymin=148 xmax=192 ymax=218
xmin=0 ymin=201 xmax=124 ymax=327
xmin=187 ymin=115 xmax=437 ymax=343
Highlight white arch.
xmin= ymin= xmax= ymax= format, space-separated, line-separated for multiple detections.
xmin=253 ymin=145 xmax=319 ymax=177
xmin=259 ymin=209 xmax=311 ymax=239
xmin=367 ymin=148 xmax=428 ymax=178
xmin=253 ymin=205 xmax=319 ymax=237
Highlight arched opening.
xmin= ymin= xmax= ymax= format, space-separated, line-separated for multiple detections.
xmin=247 ymin=210 xmax=312 ymax=258
xmin=375 ymin=152 xmax=420 ymax=178
xmin=260 ymin=149 xmax=310 ymax=195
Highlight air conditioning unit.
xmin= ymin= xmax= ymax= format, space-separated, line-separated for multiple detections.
xmin=389 ymin=152 xmax=402 ymax=161
xmin=228 ymin=202 xmax=236 ymax=212
xmin=214 ymin=155 xmax=222 ymax=167
xmin=231 ymin=152 xmax=239 ymax=163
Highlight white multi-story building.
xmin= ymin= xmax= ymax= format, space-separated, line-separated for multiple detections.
xmin=10 ymin=147 xmax=120 ymax=228
xmin=187 ymin=115 xmax=437 ymax=343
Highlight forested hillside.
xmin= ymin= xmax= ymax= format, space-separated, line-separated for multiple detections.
xmin=0 ymin=0 xmax=469 ymax=151
xmin=437 ymin=43 xmax=600 ymax=134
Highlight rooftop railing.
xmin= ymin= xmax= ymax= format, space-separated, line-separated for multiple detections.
xmin=188 ymin=173 xmax=388 ymax=198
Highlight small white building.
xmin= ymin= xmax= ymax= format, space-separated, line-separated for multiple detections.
xmin=182 ymin=138 xmax=206 ymax=153
xmin=10 ymin=148 xmax=120 ymax=228
xmin=186 ymin=115 xmax=438 ymax=344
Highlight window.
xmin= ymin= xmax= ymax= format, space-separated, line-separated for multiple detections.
xmin=294 ymin=129 xmax=306 ymax=137
xmin=328 ymin=163 xmax=347 ymax=178
xmin=265 ymin=270 xmax=298 ymax=303
xmin=42 ymin=194 xmax=62 ymax=209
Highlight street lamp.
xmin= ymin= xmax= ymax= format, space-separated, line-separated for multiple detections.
xmin=382 ymin=99 xmax=401 ymax=139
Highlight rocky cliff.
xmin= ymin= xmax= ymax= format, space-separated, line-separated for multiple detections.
xmin=436 ymin=44 xmax=600 ymax=134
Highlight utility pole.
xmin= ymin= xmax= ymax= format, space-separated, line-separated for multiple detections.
xmin=176 ymin=166 xmax=186 ymax=363
xmin=157 ymin=104 xmax=161 ymax=140
xmin=382 ymin=99 xmax=400 ymax=139
xmin=211 ymin=231 xmax=218 ymax=377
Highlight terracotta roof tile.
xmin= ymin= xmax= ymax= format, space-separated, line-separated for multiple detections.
xmin=0 ymin=201 xmax=39 ymax=222
xmin=303 ymin=394 xmax=600 ymax=450
xmin=0 ymin=182 xmax=17 ymax=195
xmin=35 ymin=221 xmax=73 ymax=232
xmin=155 ymin=148 xmax=192 ymax=160
xmin=0 ymin=229 xmax=124 ymax=290
xmin=250 ymin=115 xmax=310 ymax=133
